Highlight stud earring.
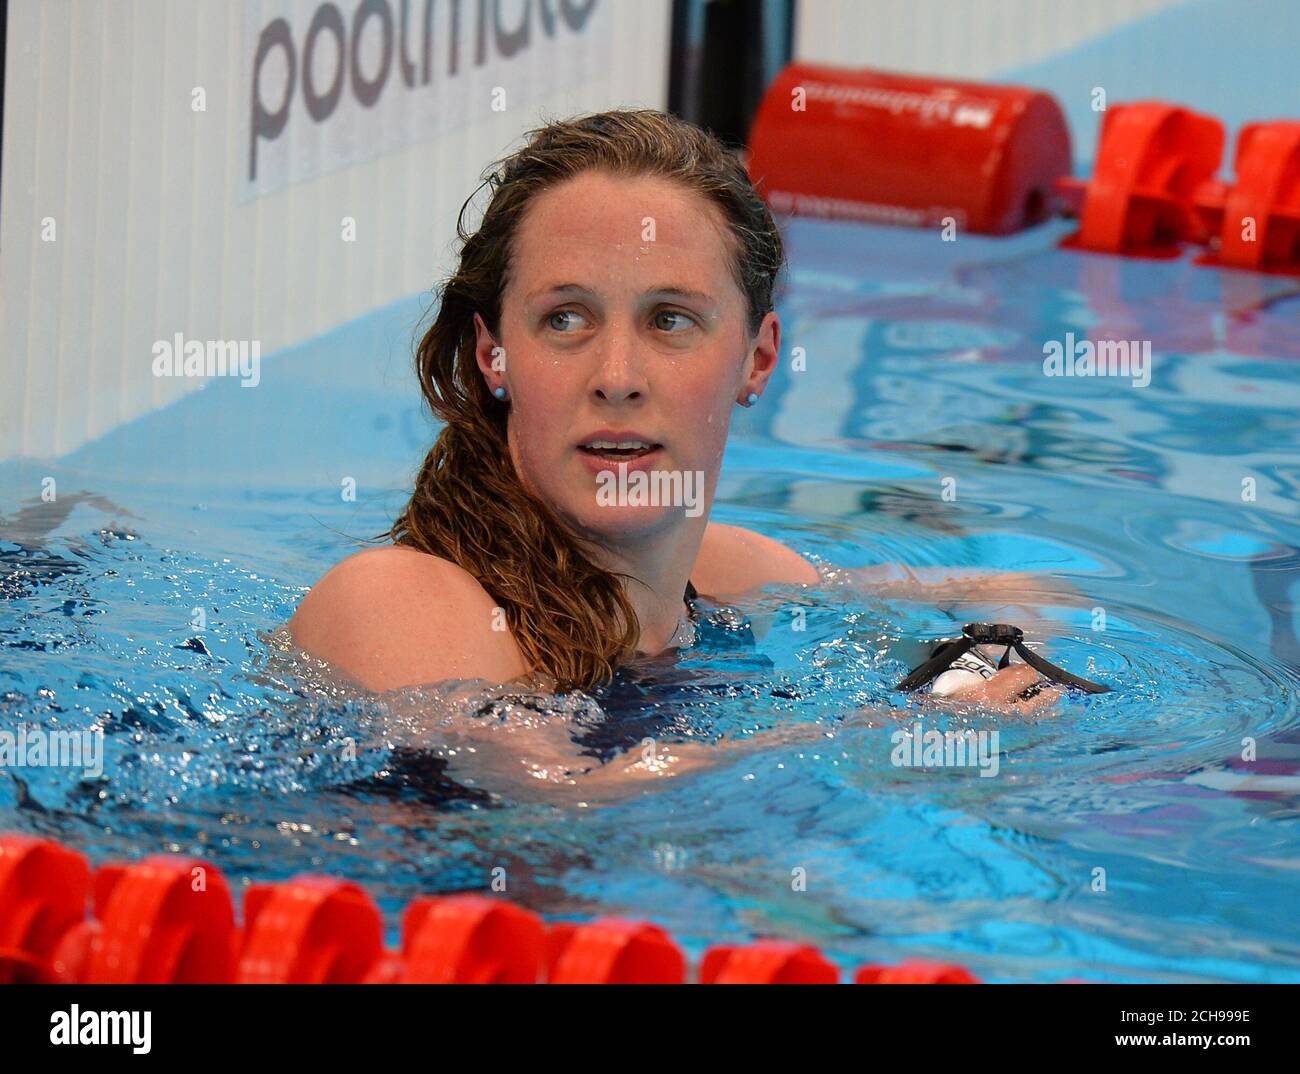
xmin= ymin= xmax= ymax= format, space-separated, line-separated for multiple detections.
xmin=745 ymin=392 xmax=759 ymax=406
xmin=493 ymin=386 xmax=508 ymax=400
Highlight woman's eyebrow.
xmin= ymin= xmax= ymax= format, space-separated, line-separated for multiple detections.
xmin=647 ymin=286 xmax=718 ymax=307
xmin=528 ymin=282 xmax=590 ymax=300
xmin=525 ymin=283 xmax=718 ymax=306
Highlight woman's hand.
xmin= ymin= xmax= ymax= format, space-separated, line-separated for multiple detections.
xmin=935 ymin=662 xmax=1063 ymax=717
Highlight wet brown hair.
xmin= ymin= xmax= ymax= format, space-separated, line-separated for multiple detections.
xmin=386 ymin=108 xmax=785 ymax=692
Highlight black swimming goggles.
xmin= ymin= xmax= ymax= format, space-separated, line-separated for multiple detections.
xmin=895 ymin=622 xmax=1110 ymax=694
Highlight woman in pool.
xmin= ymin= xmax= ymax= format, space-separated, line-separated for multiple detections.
xmin=290 ymin=109 xmax=1062 ymax=797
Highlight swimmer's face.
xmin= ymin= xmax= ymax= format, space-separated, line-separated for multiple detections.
xmin=475 ymin=170 xmax=779 ymax=543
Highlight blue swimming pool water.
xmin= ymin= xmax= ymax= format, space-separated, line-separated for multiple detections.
xmin=3 ymin=216 xmax=1299 ymax=982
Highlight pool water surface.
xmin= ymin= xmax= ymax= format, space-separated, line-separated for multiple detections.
xmin=3 ymin=216 xmax=1299 ymax=982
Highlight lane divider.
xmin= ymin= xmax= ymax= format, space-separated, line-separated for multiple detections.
xmin=1 ymin=833 xmax=993 ymax=984
xmin=747 ymin=63 xmax=1300 ymax=274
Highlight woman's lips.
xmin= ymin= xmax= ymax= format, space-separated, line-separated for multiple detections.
xmin=576 ymin=444 xmax=665 ymax=474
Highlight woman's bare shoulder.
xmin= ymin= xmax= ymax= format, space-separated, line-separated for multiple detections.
xmin=692 ymin=523 xmax=820 ymax=599
xmin=288 ymin=545 xmax=528 ymax=691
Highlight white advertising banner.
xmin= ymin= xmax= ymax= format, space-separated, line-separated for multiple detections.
xmin=242 ymin=0 xmax=613 ymax=199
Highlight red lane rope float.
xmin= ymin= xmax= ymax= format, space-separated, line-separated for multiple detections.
xmin=0 ymin=835 xmax=90 ymax=983
xmin=855 ymin=959 xmax=981 ymax=984
xmin=700 ymin=940 xmax=839 ymax=984
xmin=747 ymin=62 xmax=1072 ymax=235
xmin=1200 ymin=120 xmax=1300 ymax=272
xmin=1055 ymin=102 xmax=1225 ymax=257
xmin=390 ymin=895 xmax=545 ymax=984
xmin=80 ymin=855 xmax=237 ymax=983
xmin=545 ymin=918 xmax=686 ymax=984
xmin=239 ymin=876 xmax=384 ymax=984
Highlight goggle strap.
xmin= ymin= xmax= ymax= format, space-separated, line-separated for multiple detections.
xmin=893 ymin=636 xmax=978 ymax=692
xmin=1011 ymin=641 xmax=1111 ymax=694
xmin=894 ymin=626 xmax=1111 ymax=694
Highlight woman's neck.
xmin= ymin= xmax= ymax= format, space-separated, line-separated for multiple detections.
xmin=584 ymin=518 xmax=707 ymax=654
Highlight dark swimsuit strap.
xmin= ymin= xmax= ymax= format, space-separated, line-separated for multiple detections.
xmin=684 ymin=579 xmax=700 ymax=621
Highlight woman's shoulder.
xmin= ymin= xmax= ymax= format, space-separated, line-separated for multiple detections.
xmin=288 ymin=544 xmax=528 ymax=691
xmin=693 ymin=523 xmax=821 ymax=599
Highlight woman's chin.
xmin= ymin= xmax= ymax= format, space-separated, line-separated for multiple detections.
xmin=546 ymin=460 xmax=711 ymax=540
xmin=563 ymin=500 xmax=694 ymax=542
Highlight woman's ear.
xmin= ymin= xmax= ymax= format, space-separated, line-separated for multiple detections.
xmin=740 ymin=311 xmax=781 ymax=402
xmin=473 ymin=312 xmax=507 ymax=389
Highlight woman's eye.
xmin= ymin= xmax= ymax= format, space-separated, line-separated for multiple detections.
xmin=546 ymin=309 xmax=588 ymax=333
xmin=652 ymin=309 xmax=696 ymax=333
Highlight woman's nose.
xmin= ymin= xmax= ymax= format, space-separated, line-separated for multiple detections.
xmin=590 ymin=326 xmax=648 ymax=403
